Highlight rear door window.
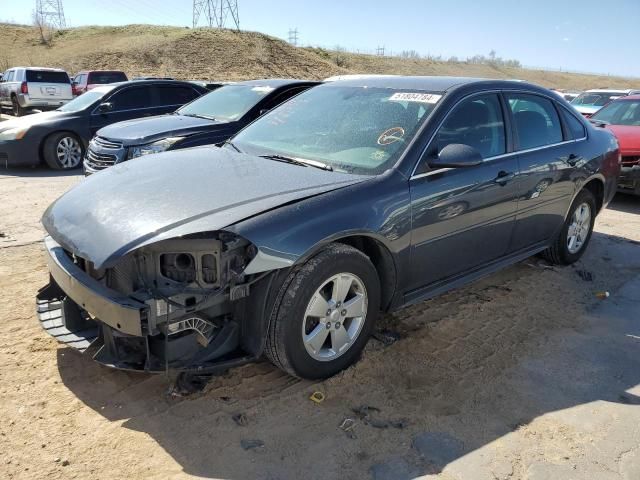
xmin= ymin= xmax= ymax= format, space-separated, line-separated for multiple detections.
xmin=507 ymin=94 xmax=563 ymax=150
xmin=435 ymin=93 xmax=506 ymax=159
xmin=561 ymin=108 xmax=587 ymax=140
xmin=108 ymin=86 xmax=152 ymax=111
xmin=152 ymin=85 xmax=201 ymax=107
xmin=5 ymin=71 xmax=15 ymax=82
xmin=26 ymin=70 xmax=70 ymax=84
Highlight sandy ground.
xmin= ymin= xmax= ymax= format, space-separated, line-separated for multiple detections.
xmin=0 ymin=168 xmax=639 ymax=480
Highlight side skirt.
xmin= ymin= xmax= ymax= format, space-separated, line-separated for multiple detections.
xmin=401 ymin=242 xmax=549 ymax=309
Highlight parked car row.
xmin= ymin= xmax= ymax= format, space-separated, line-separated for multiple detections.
xmin=34 ymin=75 xmax=621 ymax=380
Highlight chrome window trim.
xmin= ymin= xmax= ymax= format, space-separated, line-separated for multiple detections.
xmin=410 ymin=88 xmax=588 ymax=180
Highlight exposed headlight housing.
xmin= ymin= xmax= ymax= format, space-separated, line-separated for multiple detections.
xmin=0 ymin=126 xmax=29 ymax=141
xmin=128 ymin=136 xmax=184 ymax=159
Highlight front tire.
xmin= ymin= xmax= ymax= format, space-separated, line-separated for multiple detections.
xmin=43 ymin=132 xmax=84 ymax=170
xmin=542 ymin=189 xmax=596 ymax=265
xmin=265 ymin=243 xmax=381 ymax=379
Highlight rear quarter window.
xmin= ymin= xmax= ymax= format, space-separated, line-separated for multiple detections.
xmin=26 ymin=70 xmax=70 ymax=84
xmin=561 ymin=108 xmax=587 ymax=140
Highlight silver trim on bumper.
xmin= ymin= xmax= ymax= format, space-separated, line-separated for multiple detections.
xmin=44 ymin=236 xmax=147 ymax=336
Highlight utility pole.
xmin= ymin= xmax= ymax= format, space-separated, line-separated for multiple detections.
xmin=288 ymin=28 xmax=299 ymax=46
xmin=193 ymin=0 xmax=240 ymax=30
xmin=35 ymin=0 xmax=66 ymax=29
xmin=376 ymin=46 xmax=385 ymax=56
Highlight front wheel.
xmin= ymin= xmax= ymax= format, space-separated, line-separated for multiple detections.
xmin=265 ymin=243 xmax=381 ymax=379
xmin=542 ymin=189 xmax=596 ymax=265
xmin=43 ymin=132 xmax=85 ymax=170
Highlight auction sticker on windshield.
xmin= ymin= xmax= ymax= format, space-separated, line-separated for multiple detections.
xmin=389 ymin=92 xmax=442 ymax=103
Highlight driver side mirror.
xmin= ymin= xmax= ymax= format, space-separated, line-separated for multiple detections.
xmin=429 ymin=143 xmax=483 ymax=168
xmin=98 ymin=102 xmax=113 ymax=113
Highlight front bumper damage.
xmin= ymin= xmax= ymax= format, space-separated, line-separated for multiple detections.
xmin=36 ymin=236 xmax=257 ymax=373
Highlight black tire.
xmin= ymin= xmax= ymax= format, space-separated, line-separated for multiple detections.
xmin=11 ymin=95 xmax=25 ymax=117
xmin=542 ymin=189 xmax=596 ymax=265
xmin=42 ymin=132 xmax=85 ymax=170
xmin=265 ymin=243 xmax=381 ymax=379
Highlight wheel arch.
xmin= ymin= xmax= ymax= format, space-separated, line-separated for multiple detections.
xmin=582 ymin=177 xmax=605 ymax=214
xmin=39 ymin=130 xmax=83 ymax=164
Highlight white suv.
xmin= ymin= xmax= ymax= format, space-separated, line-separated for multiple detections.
xmin=0 ymin=67 xmax=73 ymax=116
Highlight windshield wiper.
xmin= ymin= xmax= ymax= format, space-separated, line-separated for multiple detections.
xmin=259 ymin=154 xmax=333 ymax=171
xmin=224 ymin=140 xmax=243 ymax=153
xmin=181 ymin=113 xmax=217 ymax=121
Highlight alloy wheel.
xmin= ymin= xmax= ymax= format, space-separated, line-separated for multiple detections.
xmin=302 ymin=273 xmax=368 ymax=361
xmin=567 ymin=202 xmax=591 ymax=254
xmin=56 ymin=136 xmax=83 ymax=169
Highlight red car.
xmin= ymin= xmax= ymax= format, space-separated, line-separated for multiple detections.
xmin=71 ymin=70 xmax=127 ymax=96
xmin=590 ymin=94 xmax=640 ymax=195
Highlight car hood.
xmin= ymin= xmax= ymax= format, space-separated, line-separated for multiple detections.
xmin=0 ymin=111 xmax=70 ymax=131
xmin=42 ymin=146 xmax=367 ymax=268
xmin=97 ymin=114 xmax=226 ymax=145
xmin=603 ymin=124 xmax=640 ymax=153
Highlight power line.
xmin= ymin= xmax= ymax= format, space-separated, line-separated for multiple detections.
xmin=376 ymin=46 xmax=385 ymax=56
xmin=35 ymin=0 xmax=66 ymax=29
xmin=193 ymin=0 xmax=240 ymax=30
xmin=288 ymin=28 xmax=298 ymax=46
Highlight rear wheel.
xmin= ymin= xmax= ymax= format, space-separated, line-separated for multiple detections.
xmin=542 ymin=189 xmax=596 ymax=265
xmin=265 ymin=243 xmax=381 ymax=379
xmin=43 ymin=132 xmax=84 ymax=170
xmin=11 ymin=95 xmax=25 ymax=117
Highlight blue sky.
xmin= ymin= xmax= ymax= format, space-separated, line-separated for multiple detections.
xmin=2 ymin=0 xmax=639 ymax=77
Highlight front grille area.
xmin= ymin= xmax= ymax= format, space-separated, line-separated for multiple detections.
xmin=85 ymin=149 xmax=117 ymax=170
xmin=93 ymin=136 xmax=123 ymax=149
xmin=621 ymin=156 xmax=640 ymax=166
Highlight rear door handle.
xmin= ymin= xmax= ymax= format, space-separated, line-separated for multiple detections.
xmin=494 ymin=171 xmax=515 ymax=184
xmin=567 ymin=153 xmax=578 ymax=166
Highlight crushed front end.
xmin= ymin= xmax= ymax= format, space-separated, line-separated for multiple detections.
xmin=36 ymin=233 xmax=266 ymax=373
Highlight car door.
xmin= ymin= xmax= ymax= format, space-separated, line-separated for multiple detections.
xmin=88 ymin=85 xmax=153 ymax=134
xmin=407 ymin=92 xmax=521 ymax=291
xmin=0 ymin=70 xmax=14 ymax=106
xmin=505 ymin=93 xmax=579 ymax=251
xmin=149 ymin=84 xmax=202 ymax=116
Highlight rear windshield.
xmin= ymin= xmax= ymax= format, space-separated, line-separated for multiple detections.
xmin=26 ymin=70 xmax=70 ymax=84
xmin=88 ymin=72 xmax=127 ymax=84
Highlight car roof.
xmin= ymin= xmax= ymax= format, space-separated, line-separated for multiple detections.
xmin=76 ymin=70 xmax=126 ymax=74
xmin=584 ymin=89 xmax=639 ymax=94
xmin=232 ymin=78 xmax=320 ymax=88
xmin=109 ymin=79 xmax=199 ymax=87
xmin=619 ymin=94 xmax=640 ymax=101
xmin=11 ymin=66 xmax=67 ymax=72
xmin=321 ymin=75 xmax=534 ymax=92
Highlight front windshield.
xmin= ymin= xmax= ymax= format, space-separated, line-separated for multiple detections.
xmin=57 ymin=89 xmax=108 ymax=112
xmin=178 ymin=84 xmax=274 ymax=121
xmin=591 ymin=99 xmax=640 ymax=126
xmin=232 ymin=86 xmax=442 ymax=175
xmin=571 ymin=92 xmax=625 ymax=107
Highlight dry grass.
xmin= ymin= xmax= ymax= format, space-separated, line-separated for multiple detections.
xmin=0 ymin=23 xmax=637 ymax=89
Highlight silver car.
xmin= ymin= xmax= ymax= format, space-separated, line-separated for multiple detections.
xmin=0 ymin=67 xmax=73 ymax=116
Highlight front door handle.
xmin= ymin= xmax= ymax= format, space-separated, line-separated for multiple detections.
xmin=494 ymin=171 xmax=515 ymax=185
xmin=567 ymin=153 xmax=578 ymax=166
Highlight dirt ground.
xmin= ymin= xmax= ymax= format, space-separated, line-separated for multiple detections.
xmin=1 ymin=168 xmax=639 ymax=480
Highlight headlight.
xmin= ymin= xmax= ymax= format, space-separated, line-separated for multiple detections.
xmin=128 ymin=136 xmax=184 ymax=159
xmin=0 ymin=126 xmax=29 ymax=141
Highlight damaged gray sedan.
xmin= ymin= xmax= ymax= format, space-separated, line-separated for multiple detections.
xmin=37 ymin=77 xmax=619 ymax=379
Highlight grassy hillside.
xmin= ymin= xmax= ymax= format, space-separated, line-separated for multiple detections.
xmin=0 ymin=23 xmax=637 ymax=90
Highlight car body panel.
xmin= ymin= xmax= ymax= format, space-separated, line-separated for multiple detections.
xmin=42 ymin=146 xmax=367 ymax=269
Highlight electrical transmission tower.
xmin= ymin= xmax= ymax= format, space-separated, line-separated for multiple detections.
xmin=376 ymin=46 xmax=385 ymax=56
xmin=35 ymin=0 xmax=66 ymax=29
xmin=193 ymin=0 xmax=240 ymax=30
xmin=288 ymin=28 xmax=299 ymax=46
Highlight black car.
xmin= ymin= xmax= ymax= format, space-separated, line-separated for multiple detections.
xmin=37 ymin=76 xmax=620 ymax=380
xmin=83 ymin=79 xmax=319 ymax=175
xmin=0 ymin=80 xmax=207 ymax=170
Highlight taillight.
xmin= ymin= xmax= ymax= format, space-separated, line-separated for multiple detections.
xmin=20 ymin=82 xmax=28 ymax=94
